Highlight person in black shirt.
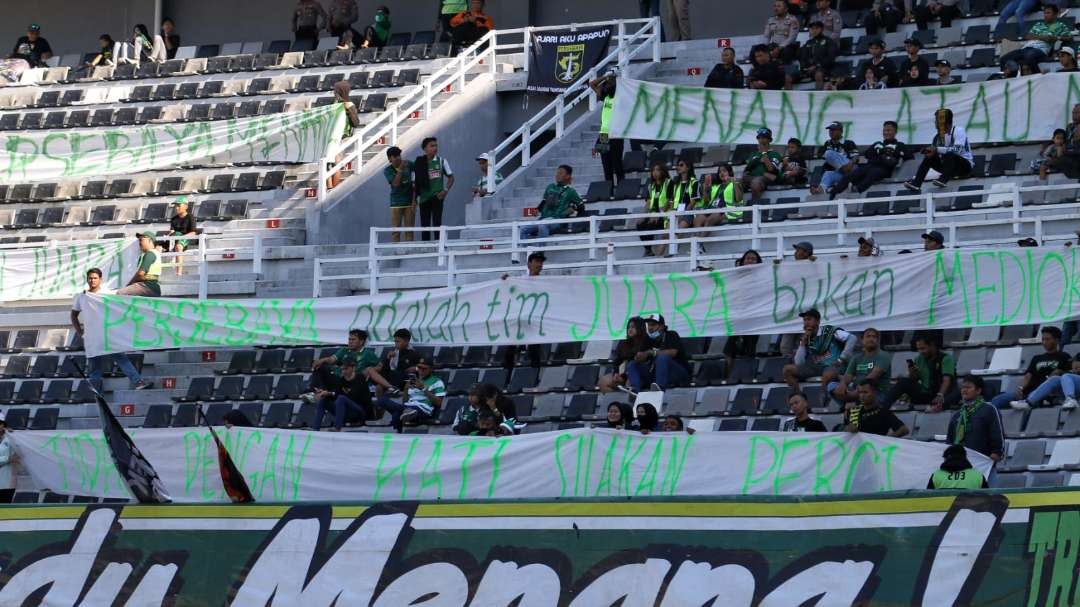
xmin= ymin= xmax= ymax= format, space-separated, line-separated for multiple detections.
xmin=812 ymin=122 xmax=859 ymax=196
xmin=783 ymin=392 xmax=827 ymax=432
xmin=747 ymin=45 xmax=784 ymax=90
xmin=378 ymin=328 xmax=420 ymax=392
xmin=897 ymin=38 xmax=930 ymax=86
xmin=599 ymin=317 xmax=652 ymax=392
xmin=627 ymin=314 xmax=690 ymax=391
xmin=994 ymin=326 xmax=1073 ymax=410
xmin=705 ymin=47 xmax=744 ymax=89
xmin=160 ymin=18 xmax=180 ymax=60
xmin=779 ymin=138 xmax=808 ymax=186
xmin=798 ymin=21 xmax=838 ymax=90
xmin=10 ymin=24 xmax=53 ymax=68
xmin=168 ymin=196 xmax=197 ymax=276
xmin=933 ymin=60 xmax=960 ymax=86
xmin=313 ymin=359 xmax=370 ymax=431
xmin=832 ymin=121 xmax=904 ymax=194
xmin=857 ymin=39 xmax=897 ymax=88
xmin=844 ymin=380 xmax=909 ymax=436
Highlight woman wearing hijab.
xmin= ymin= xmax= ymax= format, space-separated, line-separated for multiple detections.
xmin=635 ymin=402 xmax=659 ymax=434
xmin=605 ymin=402 xmax=634 ymax=429
xmin=927 ymin=444 xmax=988 ymax=489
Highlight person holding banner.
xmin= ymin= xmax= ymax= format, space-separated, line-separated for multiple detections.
xmin=0 ymin=413 xmax=17 ymax=503
xmin=903 ymin=108 xmax=972 ymax=192
xmin=72 ymin=268 xmax=152 ymax=392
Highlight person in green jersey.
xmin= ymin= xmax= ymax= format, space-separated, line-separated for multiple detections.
xmin=377 ymin=358 xmax=446 ymax=431
xmin=740 ymin=127 xmax=782 ymax=199
xmin=521 ymin=165 xmax=583 ymax=240
xmin=302 ymin=329 xmax=396 ymax=403
xmin=383 ymin=146 xmax=415 ymax=243
xmin=413 ymin=137 xmax=455 ymax=241
xmin=928 ymin=444 xmax=988 ymax=489
xmin=362 ymin=5 xmax=391 ymax=48
xmin=885 ymin=335 xmax=959 ymax=411
xmin=832 ymin=327 xmax=891 ymax=407
xmin=118 ymin=231 xmax=162 ymax=296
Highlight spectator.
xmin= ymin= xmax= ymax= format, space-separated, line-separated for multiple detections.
xmin=117 ymin=232 xmax=162 ymax=296
xmin=843 ymin=380 xmax=910 ymax=436
xmin=747 ymin=45 xmax=785 ymax=90
xmin=473 ymin=154 xmax=503 ymax=196
xmin=1045 ymin=107 xmax=1080 ymax=179
xmin=312 ymin=359 xmax=370 ymax=431
xmin=625 ymin=314 xmax=690 ymax=391
xmin=721 ymin=251 xmax=763 ymax=372
xmin=704 ymin=47 xmax=744 ymax=89
xmin=639 ymin=0 xmax=665 ymax=41
xmin=831 ymin=327 xmax=892 ymax=407
xmin=327 ymin=0 xmax=359 ymax=38
xmin=377 ymin=358 xmax=445 ymax=431
xmin=783 ymin=308 xmax=857 ymax=398
xmin=0 ymin=414 xmax=13 ymax=503
xmin=927 ymin=444 xmax=989 ymax=489
xmin=798 ymin=21 xmax=838 ymax=89
xmin=824 ymin=70 xmax=853 ymax=91
xmin=898 ymin=38 xmax=930 ymax=84
xmin=1020 ymin=62 xmax=1038 ymax=76
xmin=223 ymin=410 xmax=254 ymax=428
xmin=864 ymin=0 xmax=904 ymax=35
xmin=361 ymin=5 xmax=392 ymax=48
xmin=811 ymin=0 xmax=844 ymax=41
xmin=413 ymin=137 xmax=454 ymax=241
xmin=521 ymin=164 xmax=581 ymax=240
xmin=598 ymin=317 xmax=650 ymax=392
xmin=438 ymin=0 xmax=468 ymax=39
xmin=904 ymin=108 xmax=972 ymax=192
xmin=996 ymin=326 xmax=1072 ymax=410
xmin=856 ymin=236 xmax=881 ymax=257
xmin=115 ymin=24 xmax=166 ymax=66
xmin=779 ymin=138 xmax=808 ymax=186
xmin=1059 ymin=47 xmax=1079 ymax=72
xmin=672 ymin=157 xmax=701 ymax=229
xmin=378 ymin=328 xmax=421 ymax=392
xmin=989 ymin=60 xmax=1020 ymax=80
xmin=857 ymin=39 xmax=897 ymax=87
xmin=742 ymin=128 xmax=783 ymax=199
xmin=812 ymin=121 xmax=859 ymax=196
xmin=606 ymin=402 xmax=634 ymax=429
xmin=763 ymin=1 xmax=801 ymax=65
xmin=72 ymin=268 xmax=152 ymax=392
xmin=636 ymin=402 xmax=659 ymax=434
xmin=666 ymin=0 xmax=691 ymax=41
xmin=922 ymin=229 xmax=945 ymax=251
xmin=327 ymin=82 xmax=362 ymax=190
xmin=915 ymin=0 xmax=961 ymax=30
xmin=886 ymin=335 xmax=959 ymax=411
xmin=947 ymin=375 xmax=1003 ymax=483
xmin=303 ymin=329 xmax=396 ymax=401
xmin=160 ymin=18 xmax=180 ymax=59
xmin=1007 ymin=350 xmax=1080 ymax=410
xmin=590 ymin=73 xmax=624 ymax=185
xmin=1035 ymin=129 xmax=1069 ymax=180
xmin=78 ymin=35 xmax=115 ymax=77
xmin=833 ymin=121 xmax=903 ymax=195
xmin=501 ymin=254 xmax=546 ymax=370
xmin=479 ymin=382 xmax=518 ymax=432
xmin=10 ymin=24 xmax=52 ymax=67
xmin=293 ymin=0 xmax=328 ymax=43
xmin=639 ymin=161 xmax=674 ymax=256
xmin=472 ymin=409 xmax=502 ymax=436
xmin=662 ymin=414 xmax=694 ymax=433
xmin=453 ymin=384 xmax=484 ymax=435
xmin=783 ymin=392 xmax=828 ymax=432
xmin=1017 ymin=237 xmax=1039 ymax=247
xmin=999 ymin=5 xmax=1072 ymax=71
xmin=792 ymin=241 xmax=815 ymax=261
xmin=166 ymin=197 xmax=197 ymax=278
xmin=858 ymin=67 xmax=887 ymax=90
xmin=383 ymin=146 xmax=415 ymax=243
xmin=933 ymin=59 xmax=959 ymax=85
xmin=700 ymin=163 xmax=745 ymax=226
xmin=449 ymin=0 xmax=494 ymax=48
xmin=995 ymin=0 xmax=1039 ymax=35
xmin=900 ymin=63 xmax=930 ymax=87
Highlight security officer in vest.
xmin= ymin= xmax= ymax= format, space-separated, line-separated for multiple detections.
xmin=590 ymin=72 xmax=624 ymax=185
xmin=927 ymin=444 xmax=988 ymax=489
xmin=118 ymin=231 xmax=163 ymax=297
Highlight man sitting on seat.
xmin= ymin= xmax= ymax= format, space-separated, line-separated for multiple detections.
xmin=520 ymin=165 xmax=582 ymax=241
xmin=843 ymin=380 xmax=909 ymax=437
xmin=302 ymin=329 xmax=395 ymax=402
xmin=117 ymin=232 xmax=162 ymax=296
xmin=449 ymin=0 xmax=493 ymax=48
xmin=377 ymin=358 xmax=446 ymax=431
xmin=312 ymin=359 xmax=371 ymax=431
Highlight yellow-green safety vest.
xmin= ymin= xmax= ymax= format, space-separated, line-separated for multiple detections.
xmin=930 ymin=468 xmax=984 ymax=489
xmin=646 ymin=179 xmax=672 ymax=212
xmin=599 ymin=96 xmax=614 ymax=136
xmin=441 ymin=0 xmax=467 ymax=14
xmin=706 ymin=181 xmax=743 ymax=219
xmin=139 ymin=251 xmax=162 ymax=281
xmin=672 ymin=177 xmax=698 ymax=210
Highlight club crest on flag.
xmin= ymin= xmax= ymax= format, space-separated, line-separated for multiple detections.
xmin=555 ymin=44 xmax=585 ymax=84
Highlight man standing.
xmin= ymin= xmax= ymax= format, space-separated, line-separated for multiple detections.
xmin=782 ymin=308 xmax=857 ymax=397
xmin=313 ymin=359 xmax=371 ymax=431
xmin=0 ymin=413 xmax=14 ymax=503
xmin=995 ymin=326 xmax=1072 ymax=410
xmin=783 ymin=392 xmax=828 ymax=431
xmin=10 ymin=24 xmax=52 ymax=67
xmin=413 ymin=137 xmax=454 ymax=242
xmin=811 ymin=0 xmax=844 ymax=41
xmin=448 ymin=0 xmax=494 ymax=48
xmin=947 ymin=375 xmax=1003 ymax=484
xmin=302 ymin=329 xmax=395 ymax=402
xmin=377 ymin=358 xmax=445 ymax=431
xmin=521 ymin=165 xmax=582 ymax=240
xmin=72 ymin=268 xmax=152 ymax=392
xmin=292 ymin=0 xmax=328 ymax=44
xmin=327 ymin=0 xmax=359 ymax=38
xmin=666 ymin=0 xmax=691 ymax=41
xmin=628 ymin=314 xmax=690 ymax=391
xmin=843 ymin=380 xmax=909 ymax=436
xmin=117 ymin=232 xmax=162 ymax=296
xmin=885 ymin=335 xmax=959 ymax=411
xmin=832 ymin=328 xmax=891 ymax=407
xmin=833 ymin=121 xmax=903 ymax=195
xmin=383 ymin=146 xmax=415 ymax=243
xmin=812 ymin=122 xmax=859 ymax=196
xmin=378 ymin=328 xmax=420 ymax=392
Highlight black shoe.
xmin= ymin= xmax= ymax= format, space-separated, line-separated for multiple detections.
xmin=931 ymin=178 xmax=947 ymax=188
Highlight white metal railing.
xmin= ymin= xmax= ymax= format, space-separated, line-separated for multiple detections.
xmin=483 ymin=18 xmax=662 ymax=194
xmin=311 ymin=182 xmax=1080 ymax=296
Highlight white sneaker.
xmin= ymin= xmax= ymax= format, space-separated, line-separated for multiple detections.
xmin=1064 ymin=397 xmax=1079 ymax=410
xmin=1009 ymin=399 xmax=1030 ymax=410
xmin=649 ymin=382 xmax=662 ymax=392
xmin=299 ymin=392 xmax=317 ymax=404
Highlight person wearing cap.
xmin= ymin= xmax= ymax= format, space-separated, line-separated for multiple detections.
xmin=945 ymin=375 xmax=1003 ymax=485
xmin=473 ymin=153 xmax=503 ymax=197
xmin=927 ymin=445 xmax=988 ymax=490
xmin=1059 ymin=47 xmax=1079 ymax=72
xmin=747 ymin=44 xmax=784 ymax=90
xmin=857 ymin=237 xmax=880 ymax=257
xmin=915 ymin=0 xmax=960 ymax=30
xmin=798 ymin=21 xmax=838 ymax=89
xmin=72 ymin=268 xmax=152 ymax=392
xmin=921 ymin=230 xmax=945 ymax=251
xmin=0 ymin=413 xmax=14 ymax=503
xmin=904 ymin=108 xmax=972 ymax=192
xmin=376 ymin=357 xmax=445 ymax=431
xmin=741 ymin=128 xmax=783 ymax=200
xmin=863 ymin=0 xmax=904 ymax=36
xmin=897 ymin=38 xmax=930 ymax=85
xmin=312 ymin=358 xmax=371 ymax=432
xmin=168 ymin=197 xmax=197 ymax=276
xmin=932 ymin=59 xmax=959 ymax=86
xmin=783 ymin=308 xmax=858 ymax=397
xmin=590 ymin=73 xmax=625 ymax=185
xmin=9 ymin=24 xmax=52 ymax=67
xmin=117 ymin=232 xmax=163 ymax=296
xmin=856 ymin=39 xmax=897 ymax=88
xmin=999 ymin=4 xmax=1072 ymax=71
xmin=705 ymin=47 xmax=744 ymax=90
xmin=628 ymin=314 xmax=690 ymax=391
xmin=792 ymin=241 xmax=815 ymax=261
xmin=811 ymin=121 xmax=859 ymax=196
xmin=522 ymin=164 xmax=582 ymax=241
xmin=384 ymin=146 xmax=416 ymax=243
xmin=833 ymin=121 xmax=904 ymax=195
xmin=811 ymin=0 xmax=843 ymax=41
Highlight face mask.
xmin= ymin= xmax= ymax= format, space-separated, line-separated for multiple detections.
xmin=647 ymin=330 xmax=661 ymax=339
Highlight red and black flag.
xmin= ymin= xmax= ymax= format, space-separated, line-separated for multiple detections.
xmin=95 ymin=395 xmax=171 ymax=503
xmin=198 ymin=405 xmax=254 ymax=503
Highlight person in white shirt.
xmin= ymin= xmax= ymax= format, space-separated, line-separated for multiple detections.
xmin=0 ymin=413 xmax=15 ymax=503
xmin=114 ymin=24 xmax=167 ymax=66
xmin=71 ymin=268 xmax=152 ymax=392
xmin=904 ymin=107 xmax=973 ymax=192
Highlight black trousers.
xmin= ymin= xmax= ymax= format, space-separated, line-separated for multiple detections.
xmin=451 ymin=23 xmax=488 ymax=48
xmin=0 ymin=489 xmax=12 ymax=503
xmin=637 ymin=218 xmax=664 ymax=254
xmin=885 ymin=377 xmax=960 ymax=409
xmin=864 ymin=6 xmax=900 ymax=35
xmin=836 ymin=164 xmax=891 ymax=194
xmin=419 ymin=197 xmax=444 ymax=241
xmin=295 ymin=26 xmax=319 ymax=43
xmin=913 ymin=153 xmax=971 ymax=186
xmin=599 ymin=138 xmax=625 ymax=184
xmin=503 ymin=345 xmax=543 ymax=370
xmin=915 ymin=4 xmax=961 ymax=29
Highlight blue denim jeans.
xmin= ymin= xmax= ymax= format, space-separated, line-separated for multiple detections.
xmin=314 ymin=394 xmax=365 ymax=431
xmin=627 ymin=353 xmax=689 ymax=390
xmin=819 ymin=149 xmax=852 ymax=190
xmin=1023 ymin=374 xmax=1079 ymax=406
xmin=520 ymin=223 xmax=554 ymax=240
xmin=377 ymin=395 xmax=429 ymax=430
xmin=991 ymin=390 xmax=1019 ymax=410
xmin=87 ymin=354 xmax=142 ymax=392
xmin=996 ymin=0 xmax=1039 ymax=31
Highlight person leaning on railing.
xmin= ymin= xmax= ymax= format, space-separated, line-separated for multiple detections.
xmin=328 ymin=81 xmax=362 ymax=190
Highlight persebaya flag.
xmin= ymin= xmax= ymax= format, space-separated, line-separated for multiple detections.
xmin=527 ymin=26 xmax=613 ymax=93
xmin=95 ymin=395 xmax=171 ymax=503
xmin=198 ymin=405 xmax=254 ymax=503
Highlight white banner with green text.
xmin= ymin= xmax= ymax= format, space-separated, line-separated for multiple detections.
xmin=0 ymin=239 xmax=137 ymax=302
xmin=610 ymin=73 xmax=1080 ymax=144
xmin=0 ymin=104 xmax=346 ymax=182
xmin=80 ymin=247 xmax=1080 ymax=356
xmin=9 ymin=427 xmax=987 ymax=502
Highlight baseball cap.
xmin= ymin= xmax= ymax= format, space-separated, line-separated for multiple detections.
xmin=172 ymin=195 xmax=189 ymax=206
xmin=922 ymin=230 xmax=944 ymax=244
xmin=867 ymin=38 xmax=884 ymax=48
xmin=934 ymin=59 xmax=951 ymax=68
xmin=476 ymin=153 xmax=490 ymax=162
xmin=642 ymin=313 xmax=665 ymax=324
xmin=137 ymin=230 xmax=157 ymax=241
xmin=826 ymin=121 xmax=844 ymax=132
xmin=794 ymin=241 xmax=814 ymax=254
xmin=1017 ymin=237 xmax=1039 ymax=247
xmin=28 ymin=24 xmax=40 ymax=32
xmin=756 ymin=127 xmax=773 ymax=140
xmin=858 ymin=236 xmax=876 ymax=247
xmin=415 ymin=357 xmax=433 ymax=368
xmin=1061 ymin=47 xmax=1076 ymax=57
xmin=527 ymin=251 xmax=546 ymax=263
xmin=809 ymin=20 xmax=824 ymax=28
xmin=799 ymin=308 xmax=821 ymax=320
xmin=904 ymin=37 xmax=922 ymax=47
